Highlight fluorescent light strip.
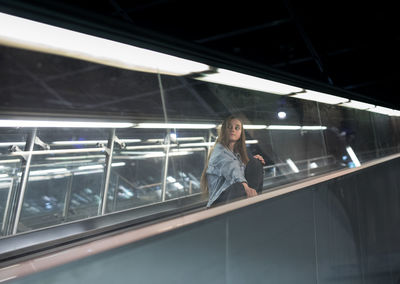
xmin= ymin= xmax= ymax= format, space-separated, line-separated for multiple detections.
xmin=286 ymin=159 xmax=300 ymax=173
xmin=0 ymin=159 xmax=21 ymax=164
xmin=125 ymin=144 xmax=178 ymax=150
xmin=243 ymin=125 xmax=267 ymax=129
xmin=0 ymin=13 xmax=209 ymax=76
xmin=27 ymin=148 xmax=105 ymax=156
xmin=179 ymin=142 xmax=214 ymax=147
xmin=135 ymin=123 xmax=216 ymax=129
xmin=74 ymin=169 xmax=104 ymax=176
xmin=246 ymin=140 xmax=259 ymax=144
xmin=46 ymin=155 xmax=104 ymax=161
xmin=196 ymin=68 xmax=302 ymax=95
xmin=0 ymin=119 xmax=133 ymax=128
xmin=29 ymin=168 xmax=68 ymax=176
xmin=391 ymin=110 xmax=400 ymax=116
xmin=339 ymin=100 xmax=375 ymax=110
xmin=346 ymin=146 xmax=361 ymax=167
xmin=368 ymin=106 xmax=397 ymax=116
xmin=171 ymin=147 xmax=206 ymax=152
xmin=146 ymin=137 xmax=205 ymax=143
xmin=267 ymin=125 xmax=301 ymax=130
xmin=51 ymin=139 xmax=141 ymax=145
xmin=0 ymin=142 xmax=25 ymax=148
xmin=52 ymin=140 xmax=108 ymax=145
xmin=291 ymin=90 xmax=348 ymax=105
xmin=267 ymin=125 xmax=327 ymax=130
xmin=301 ymin=126 xmax=327 ymax=130
xmin=78 ymin=162 xmax=125 ymax=170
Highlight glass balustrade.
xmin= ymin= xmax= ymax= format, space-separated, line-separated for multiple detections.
xmin=0 ymin=25 xmax=399 ymax=239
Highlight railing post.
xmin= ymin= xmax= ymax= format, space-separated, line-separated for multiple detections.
xmin=8 ymin=128 xmax=37 ymax=235
xmin=100 ymin=128 xmax=116 ymax=215
xmin=161 ymin=132 xmax=170 ymax=202
xmin=62 ymin=174 xmax=73 ymax=221
xmin=1 ymin=178 xmax=14 ymax=236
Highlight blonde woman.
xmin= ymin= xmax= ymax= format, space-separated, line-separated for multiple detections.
xmin=201 ymin=115 xmax=265 ymax=207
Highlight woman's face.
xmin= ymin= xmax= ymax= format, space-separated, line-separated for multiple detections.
xmin=227 ymin=119 xmax=242 ymax=143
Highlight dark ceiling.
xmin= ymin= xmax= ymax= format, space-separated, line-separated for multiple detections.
xmin=1 ymin=0 xmax=399 ymax=108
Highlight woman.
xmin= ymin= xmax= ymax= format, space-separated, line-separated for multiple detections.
xmin=201 ymin=115 xmax=265 ymax=208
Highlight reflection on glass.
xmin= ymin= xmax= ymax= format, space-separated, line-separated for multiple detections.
xmin=166 ymin=149 xmax=204 ymax=201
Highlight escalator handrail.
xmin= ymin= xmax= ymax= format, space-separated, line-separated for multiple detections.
xmin=0 ymin=152 xmax=400 ymax=282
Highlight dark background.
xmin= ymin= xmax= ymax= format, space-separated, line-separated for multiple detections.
xmin=0 ymin=0 xmax=399 ymax=108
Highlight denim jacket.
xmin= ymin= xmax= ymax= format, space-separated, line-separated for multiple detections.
xmin=206 ymin=143 xmax=247 ymax=207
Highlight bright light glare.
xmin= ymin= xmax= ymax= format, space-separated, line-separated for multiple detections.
xmin=167 ymin=176 xmax=176 ymax=183
xmin=286 ymin=159 xmax=300 ymax=173
xmin=339 ymin=100 xmax=375 ymax=110
xmin=243 ymin=125 xmax=267 ymax=129
xmin=173 ymin=182 xmax=184 ymax=190
xmin=135 ymin=123 xmax=216 ymax=129
xmin=391 ymin=110 xmax=400 ymax=116
xmin=346 ymin=146 xmax=361 ymax=167
xmin=29 ymin=168 xmax=68 ymax=176
xmin=291 ymin=90 xmax=348 ymax=105
xmin=0 ymin=13 xmax=209 ymax=76
xmin=301 ymin=126 xmax=327 ymax=130
xmin=0 ymin=119 xmax=133 ymax=128
xmin=78 ymin=162 xmax=125 ymax=170
xmin=196 ymin=68 xmax=302 ymax=95
xmin=246 ymin=140 xmax=259 ymax=144
xmin=277 ymin=111 xmax=287 ymax=119
xmin=267 ymin=125 xmax=301 ymax=130
xmin=267 ymin=125 xmax=326 ymax=130
xmin=368 ymin=106 xmax=397 ymax=116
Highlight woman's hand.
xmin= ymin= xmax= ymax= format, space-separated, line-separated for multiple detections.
xmin=253 ymin=154 xmax=265 ymax=165
xmin=242 ymin=182 xmax=258 ymax=197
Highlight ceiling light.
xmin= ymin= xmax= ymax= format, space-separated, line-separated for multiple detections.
xmin=339 ymin=100 xmax=375 ymax=110
xmin=368 ymin=106 xmax=397 ymax=116
xmin=277 ymin=111 xmax=287 ymax=119
xmin=243 ymin=125 xmax=267 ymax=129
xmin=0 ymin=119 xmax=133 ymax=128
xmin=390 ymin=110 xmax=400 ymax=116
xmin=267 ymin=125 xmax=301 ymax=130
xmin=196 ymin=68 xmax=302 ymax=95
xmin=0 ymin=12 xmax=209 ymax=76
xmin=135 ymin=123 xmax=216 ymax=129
xmin=291 ymin=90 xmax=348 ymax=105
xmin=301 ymin=126 xmax=327 ymax=130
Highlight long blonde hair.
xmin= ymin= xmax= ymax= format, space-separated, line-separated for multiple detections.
xmin=200 ymin=115 xmax=249 ymax=195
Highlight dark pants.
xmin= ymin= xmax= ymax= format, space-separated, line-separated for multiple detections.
xmin=213 ymin=157 xmax=264 ymax=206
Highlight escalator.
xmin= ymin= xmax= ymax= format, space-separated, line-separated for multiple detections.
xmin=1 ymin=154 xmax=400 ymax=284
